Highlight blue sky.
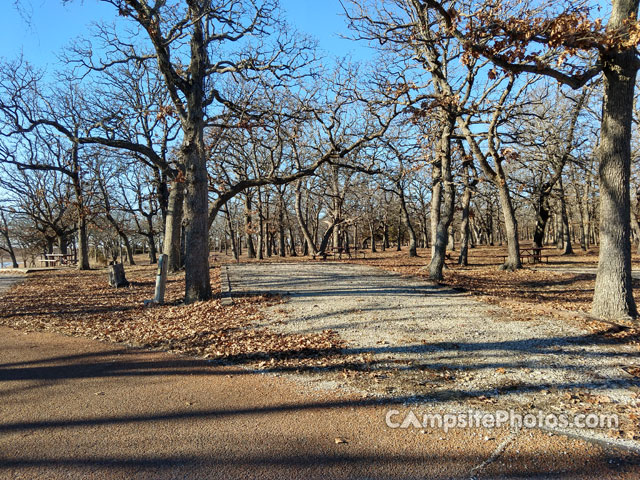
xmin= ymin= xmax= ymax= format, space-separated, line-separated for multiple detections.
xmin=0 ymin=0 xmax=367 ymax=68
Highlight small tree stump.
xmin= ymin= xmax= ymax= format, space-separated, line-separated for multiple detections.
xmin=108 ymin=263 xmax=129 ymax=288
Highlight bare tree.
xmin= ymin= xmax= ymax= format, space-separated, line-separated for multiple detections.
xmin=413 ymin=0 xmax=640 ymax=319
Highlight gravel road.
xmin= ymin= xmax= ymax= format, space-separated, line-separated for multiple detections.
xmin=229 ymin=262 xmax=640 ymax=450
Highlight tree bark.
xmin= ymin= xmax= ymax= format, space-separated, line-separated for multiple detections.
xmin=123 ymin=237 xmax=135 ymax=265
xmin=447 ymin=228 xmax=455 ymax=251
xmin=45 ymin=237 xmax=54 ymax=255
xmin=497 ymin=180 xmax=522 ymax=270
xmin=533 ymin=186 xmax=551 ymax=250
xmin=592 ymin=0 xmax=639 ymax=319
xmin=163 ymin=178 xmax=184 ymax=273
xmin=458 ymin=162 xmax=474 ymax=266
xmin=398 ymin=187 xmax=417 ymax=257
xmin=429 ymin=119 xmax=455 ymax=280
xmin=318 ymin=223 xmax=335 ymax=255
xmin=430 ymin=159 xmax=442 ymax=259
xmin=182 ymin=124 xmax=212 ymax=302
xmin=381 ymin=221 xmax=388 ymax=252
xmin=634 ymin=187 xmax=640 ymax=254
xmin=257 ymin=187 xmax=265 ymax=260
xmin=0 ymin=212 xmax=18 ymax=268
xmin=295 ymin=181 xmax=318 ymax=256
xmin=559 ymin=178 xmax=574 ymax=255
xmin=245 ymin=193 xmax=256 ymax=259
xmin=147 ymin=233 xmax=158 ymax=264
xmin=57 ymin=235 xmax=68 ymax=255
xmin=369 ymin=222 xmax=377 ymax=253
xmin=70 ymin=141 xmax=90 ymax=270
xmin=288 ymin=225 xmax=297 ymax=256
xmin=278 ymin=195 xmax=286 ymax=258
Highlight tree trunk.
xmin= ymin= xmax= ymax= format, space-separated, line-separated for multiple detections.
xmin=381 ymin=221 xmax=388 ymax=252
xmin=72 ymin=188 xmax=90 ymax=270
xmin=571 ymin=166 xmax=589 ymax=251
xmin=498 ymin=181 xmax=522 ymax=270
xmin=278 ymin=213 xmax=286 ymax=258
xmin=6 ymin=249 xmax=18 ymax=268
xmin=257 ymin=187 xmax=265 ymax=260
xmin=592 ymin=0 xmax=639 ymax=319
xmin=295 ymin=181 xmax=318 ymax=255
xmin=144 ymin=213 xmax=157 ymax=264
xmin=163 ymin=178 xmax=184 ymax=273
xmin=155 ymin=168 xmax=170 ymax=230
xmin=447 ymin=228 xmax=455 ymax=251
xmin=77 ymin=218 xmax=90 ymax=270
xmin=533 ymin=187 xmax=551 ymax=249
xmin=225 ymin=210 xmax=238 ymax=261
xmin=0 ymin=212 xmax=18 ymax=268
xmin=45 ymin=236 xmax=54 ymax=255
xmin=182 ymin=125 xmax=212 ymax=302
xmin=399 ymin=188 xmax=417 ymax=257
xmin=559 ymin=178 xmax=574 ymax=255
xmin=458 ymin=165 xmax=473 ymax=266
xmin=177 ymin=7 xmax=212 ymax=302
xmin=288 ymin=226 xmax=297 ymax=256
xmin=429 ymin=119 xmax=455 ymax=280
xmin=266 ymin=230 xmax=272 ymax=257
xmin=430 ymin=160 xmax=442 ymax=258
xmin=245 ymin=193 xmax=256 ymax=259
xmin=369 ymin=222 xmax=377 ymax=253
xmin=147 ymin=233 xmax=158 ymax=264
xmin=57 ymin=235 xmax=68 ymax=255
xmin=318 ymin=223 xmax=335 ymax=255
xmin=634 ymin=187 xmax=640 ymax=254
xmin=123 ymin=237 xmax=135 ymax=265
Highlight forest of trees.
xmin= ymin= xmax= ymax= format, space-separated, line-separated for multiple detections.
xmin=0 ymin=0 xmax=639 ymax=321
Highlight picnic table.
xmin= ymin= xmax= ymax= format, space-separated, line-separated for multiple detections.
xmin=501 ymin=247 xmax=551 ymax=265
xmin=313 ymin=247 xmax=366 ymax=260
xmin=38 ymin=253 xmax=77 ymax=267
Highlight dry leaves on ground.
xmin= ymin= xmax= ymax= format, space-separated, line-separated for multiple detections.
xmin=0 ymin=265 xmax=344 ymax=366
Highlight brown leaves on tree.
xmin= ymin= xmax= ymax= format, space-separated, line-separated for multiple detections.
xmin=460 ymin=4 xmax=640 ymax=65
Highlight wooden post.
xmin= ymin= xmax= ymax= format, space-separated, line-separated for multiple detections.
xmin=154 ymin=254 xmax=168 ymax=304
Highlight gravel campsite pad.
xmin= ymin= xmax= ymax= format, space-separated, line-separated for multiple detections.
xmin=228 ymin=262 xmax=640 ymax=448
